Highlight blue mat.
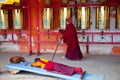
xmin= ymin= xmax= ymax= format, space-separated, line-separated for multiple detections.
xmin=5 ymin=61 xmax=104 ymax=80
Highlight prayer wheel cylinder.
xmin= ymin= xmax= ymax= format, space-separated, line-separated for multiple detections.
xmin=98 ymin=0 xmax=107 ymax=3
xmin=80 ymin=0 xmax=87 ymax=3
xmin=77 ymin=7 xmax=90 ymax=30
xmin=116 ymin=6 xmax=120 ymax=29
xmin=96 ymin=6 xmax=110 ymax=30
xmin=62 ymin=0 xmax=69 ymax=4
xmin=12 ymin=9 xmax=23 ymax=29
xmin=59 ymin=7 xmax=72 ymax=29
xmin=43 ymin=8 xmax=53 ymax=29
xmin=44 ymin=0 xmax=51 ymax=5
xmin=0 ymin=10 xmax=9 ymax=29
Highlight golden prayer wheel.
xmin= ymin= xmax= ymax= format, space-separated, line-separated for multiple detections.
xmin=44 ymin=0 xmax=51 ymax=5
xmin=116 ymin=6 xmax=120 ymax=29
xmin=62 ymin=0 xmax=69 ymax=4
xmin=12 ymin=9 xmax=23 ymax=29
xmin=59 ymin=7 xmax=72 ymax=29
xmin=80 ymin=0 xmax=87 ymax=3
xmin=96 ymin=6 xmax=110 ymax=30
xmin=0 ymin=10 xmax=8 ymax=29
xmin=77 ymin=7 xmax=90 ymax=30
xmin=42 ymin=8 xmax=53 ymax=30
xmin=98 ymin=0 xmax=107 ymax=3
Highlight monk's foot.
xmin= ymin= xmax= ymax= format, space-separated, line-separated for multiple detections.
xmin=79 ymin=58 xmax=86 ymax=61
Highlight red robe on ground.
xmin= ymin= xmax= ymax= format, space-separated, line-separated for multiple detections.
xmin=37 ymin=59 xmax=82 ymax=76
xmin=59 ymin=23 xmax=83 ymax=60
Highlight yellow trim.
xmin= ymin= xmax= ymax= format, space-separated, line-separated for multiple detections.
xmin=4 ymin=0 xmax=14 ymax=4
xmin=40 ymin=58 xmax=48 ymax=62
xmin=31 ymin=62 xmax=46 ymax=69
xmin=14 ymin=0 xmax=20 ymax=3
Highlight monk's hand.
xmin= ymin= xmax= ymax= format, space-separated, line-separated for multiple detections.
xmin=58 ymin=28 xmax=60 ymax=30
xmin=61 ymin=38 xmax=64 ymax=44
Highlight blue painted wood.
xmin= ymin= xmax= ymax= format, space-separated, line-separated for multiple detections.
xmin=5 ymin=61 xmax=104 ymax=80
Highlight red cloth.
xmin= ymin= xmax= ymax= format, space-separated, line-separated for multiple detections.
xmin=53 ymin=62 xmax=75 ymax=76
xmin=66 ymin=45 xmax=83 ymax=60
xmin=45 ymin=61 xmax=55 ymax=71
xmin=59 ymin=23 xmax=78 ymax=51
xmin=38 ymin=60 xmax=76 ymax=75
xmin=45 ymin=61 xmax=83 ymax=76
xmin=74 ymin=67 xmax=83 ymax=75
xmin=59 ymin=23 xmax=83 ymax=60
xmin=38 ymin=60 xmax=55 ymax=71
xmin=35 ymin=59 xmax=83 ymax=76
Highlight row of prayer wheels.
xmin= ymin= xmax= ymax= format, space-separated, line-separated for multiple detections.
xmin=44 ymin=0 xmax=107 ymax=5
xmin=0 ymin=9 xmax=23 ymax=30
xmin=0 ymin=6 xmax=120 ymax=30
xmin=43 ymin=6 xmax=120 ymax=30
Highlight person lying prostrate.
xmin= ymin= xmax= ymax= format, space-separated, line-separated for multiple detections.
xmin=31 ymin=58 xmax=83 ymax=76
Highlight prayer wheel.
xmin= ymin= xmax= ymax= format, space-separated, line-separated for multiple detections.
xmin=80 ymin=0 xmax=87 ymax=3
xmin=98 ymin=0 xmax=107 ymax=3
xmin=44 ymin=0 xmax=51 ymax=5
xmin=116 ymin=6 xmax=120 ymax=29
xmin=59 ymin=7 xmax=72 ymax=29
xmin=12 ymin=9 xmax=23 ymax=29
xmin=42 ymin=8 xmax=53 ymax=29
xmin=62 ymin=0 xmax=69 ymax=4
xmin=96 ymin=6 xmax=110 ymax=30
xmin=0 ymin=10 xmax=8 ymax=29
xmin=77 ymin=7 xmax=90 ymax=30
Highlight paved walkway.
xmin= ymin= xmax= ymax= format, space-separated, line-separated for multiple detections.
xmin=0 ymin=52 xmax=120 ymax=80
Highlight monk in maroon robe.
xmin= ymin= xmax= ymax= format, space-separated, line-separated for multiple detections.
xmin=59 ymin=17 xmax=83 ymax=60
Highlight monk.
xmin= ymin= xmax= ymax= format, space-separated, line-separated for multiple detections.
xmin=59 ymin=17 xmax=83 ymax=60
xmin=31 ymin=58 xmax=83 ymax=76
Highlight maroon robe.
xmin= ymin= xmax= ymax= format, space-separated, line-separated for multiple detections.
xmin=53 ymin=62 xmax=75 ymax=76
xmin=59 ymin=23 xmax=83 ymax=60
xmin=32 ymin=58 xmax=83 ymax=76
xmin=40 ymin=60 xmax=75 ymax=76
